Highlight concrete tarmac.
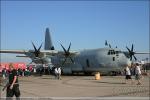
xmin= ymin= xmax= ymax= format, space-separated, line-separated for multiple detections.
xmin=0 ymin=75 xmax=149 ymax=100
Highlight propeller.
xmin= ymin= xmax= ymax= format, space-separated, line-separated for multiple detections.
xmin=32 ymin=42 xmax=43 ymax=57
xmin=60 ymin=43 xmax=74 ymax=65
xmin=126 ymin=44 xmax=137 ymax=61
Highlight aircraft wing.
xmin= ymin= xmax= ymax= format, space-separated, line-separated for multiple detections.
xmin=40 ymin=50 xmax=78 ymax=56
xmin=0 ymin=50 xmax=28 ymax=54
xmin=58 ymin=51 xmax=79 ymax=56
xmin=0 ymin=50 xmax=79 ymax=57
xmin=0 ymin=50 xmax=57 ymax=57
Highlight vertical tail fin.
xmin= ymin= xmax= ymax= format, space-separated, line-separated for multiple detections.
xmin=44 ymin=28 xmax=55 ymax=50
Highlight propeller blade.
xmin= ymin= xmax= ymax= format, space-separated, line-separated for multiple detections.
xmin=67 ymin=43 xmax=71 ymax=52
xmin=133 ymin=55 xmax=137 ymax=61
xmin=131 ymin=44 xmax=134 ymax=52
xmin=38 ymin=43 xmax=43 ymax=51
xmin=69 ymin=57 xmax=74 ymax=63
xmin=130 ymin=56 xmax=132 ymax=61
xmin=60 ymin=44 xmax=67 ymax=54
xmin=32 ymin=42 xmax=38 ymax=52
xmin=105 ymin=40 xmax=108 ymax=46
xmin=126 ymin=46 xmax=131 ymax=53
xmin=62 ymin=58 xmax=67 ymax=65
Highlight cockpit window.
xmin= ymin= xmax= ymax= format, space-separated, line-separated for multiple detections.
xmin=108 ymin=50 xmax=115 ymax=55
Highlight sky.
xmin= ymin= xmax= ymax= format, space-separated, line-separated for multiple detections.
xmin=0 ymin=1 xmax=149 ymax=63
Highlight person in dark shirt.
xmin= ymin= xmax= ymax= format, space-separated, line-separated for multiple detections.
xmin=6 ymin=63 xmax=20 ymax=100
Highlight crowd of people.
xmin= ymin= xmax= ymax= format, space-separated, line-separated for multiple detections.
xmin=1 ymin=65 xmax=62 ymax=80
xmin=2 ymin=67 xmax=32 ymax=79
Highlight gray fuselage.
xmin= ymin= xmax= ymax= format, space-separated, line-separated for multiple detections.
xmin=50 ymin=47 xmax=131 ymax=74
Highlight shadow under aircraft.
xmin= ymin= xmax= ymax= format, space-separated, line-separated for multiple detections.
xmin=0 ymin=28 xmax=149 ymax=75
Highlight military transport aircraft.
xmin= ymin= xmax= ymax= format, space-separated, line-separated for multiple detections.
xmin=0 ymin=28 xmax=149 ymax=75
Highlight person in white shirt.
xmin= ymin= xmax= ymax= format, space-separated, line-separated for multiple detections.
xmin=57 ymin=67 xmax=61 ymax=80
xmin=124 ymin=66 xmax=133 ymax=84
xmin=135 ymin=63 xmax=142 ymax=85
xmin=54 ymin=67 xmax=58 ymax=79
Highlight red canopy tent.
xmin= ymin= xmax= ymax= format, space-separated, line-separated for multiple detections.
xmin=0 ymin=62 xmax=26 ymax=72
